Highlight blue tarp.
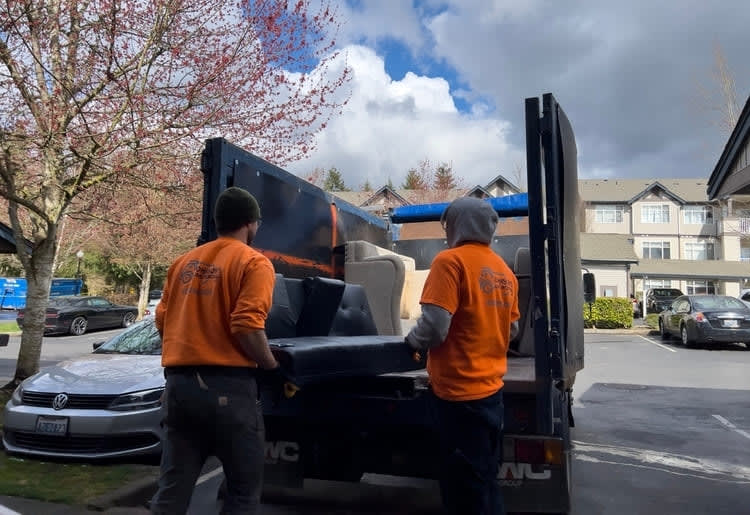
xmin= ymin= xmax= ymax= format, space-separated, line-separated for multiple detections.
xmin=389 ymin=193 xmax=529 ymax=223
xmin=0 ymin=278 xmax=83 ymax=310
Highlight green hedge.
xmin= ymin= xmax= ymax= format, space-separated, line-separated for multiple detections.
xmin=583 ymin=297 xmax=633 ymax=329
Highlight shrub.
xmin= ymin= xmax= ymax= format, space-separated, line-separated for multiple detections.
xmin=583 ymin=297 xmax=633 ymax=329
xmin=645 ymin=313 xmax=659 ymax=329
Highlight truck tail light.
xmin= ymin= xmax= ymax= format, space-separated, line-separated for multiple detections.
xmin=504 ymin=436 xmax=564 ymax=465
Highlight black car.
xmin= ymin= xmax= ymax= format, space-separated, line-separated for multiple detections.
xmin=644 ymin=288 xmax=684 ymax=315
xmin=16 ymin=296 xmax=138 ymax=336
xmin=658 ymin=294 xmax=750 ymax=348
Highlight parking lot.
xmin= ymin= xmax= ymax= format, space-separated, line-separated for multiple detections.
xmin=1 ymin=330 xmax=749 ymax=514
xmin=174 ymin=332 xmax=750 ymax=514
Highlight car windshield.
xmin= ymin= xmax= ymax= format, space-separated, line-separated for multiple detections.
xmin=692 ymin=296 xmax=747 ymax=311
xmin=94 ymin=319 xmax=162 ymax=355
xmin=652 ymin=289 xmax=681 ymax=297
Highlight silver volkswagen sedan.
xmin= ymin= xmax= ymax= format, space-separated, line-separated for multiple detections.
xmin=3 ymin=319 xmax=164 ymax=459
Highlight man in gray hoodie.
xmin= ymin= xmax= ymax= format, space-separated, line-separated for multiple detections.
xmin=406 ymin=196 xmax=520 ymax=514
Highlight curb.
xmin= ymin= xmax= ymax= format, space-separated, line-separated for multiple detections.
xmin=584 ymin=327 xmax=656 ymax=336
xmin=87 ymin=475 xmax=158 ymax=511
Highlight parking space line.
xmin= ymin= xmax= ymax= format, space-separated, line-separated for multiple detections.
xmin=197 ymin=466 xmax=224 ymax=485
xmin=712 ymin=415 xmax=750 ymax=440
xmin=637 ymin=334 xmax=677 ymax=353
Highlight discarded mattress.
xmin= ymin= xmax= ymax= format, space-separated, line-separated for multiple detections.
xmin=269 ymin=335 xmax=423 ymax=387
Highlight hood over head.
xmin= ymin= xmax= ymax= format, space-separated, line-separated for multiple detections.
xmin=440 ymin=197 xmax=498 ymax=248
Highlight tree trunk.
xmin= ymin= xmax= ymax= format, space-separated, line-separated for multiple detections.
xmin=138 ymin=262 xmax=152 ymax=319
xmin=6 ymin=236 xmax=57 ymax=389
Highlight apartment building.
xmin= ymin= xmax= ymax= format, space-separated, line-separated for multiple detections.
xmin=579 ymin=178 xmax=750 ymax=299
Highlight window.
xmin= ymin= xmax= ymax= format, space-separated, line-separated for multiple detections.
xmin=683 ymin=206 xmax=713 ymax=224
xmin=644 ymin=279 xmax=671 ymax=290
xmin=684 ymin=242 xmax=714 ymax=260
xmin=600 ymin=286 xmax=617 ymax=297
xmin=642 ymin=241 xmax=671 ymax=259
xmin=686 ymin=280 xmax=715 ymax=295
xmin=741 ymin=247 xmax=750 ymax=263
xmin=594 ymin=205 xmax=624 ymax=224
xmin=641 ymin=204 xmax=670 ymax=223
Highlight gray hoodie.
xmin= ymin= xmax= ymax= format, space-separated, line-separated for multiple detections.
xmin=406 ymin=197 xmax=518 ymax=351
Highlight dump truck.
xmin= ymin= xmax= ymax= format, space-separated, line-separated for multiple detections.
xmin=200 ymin=92 xmax=591 ymax=513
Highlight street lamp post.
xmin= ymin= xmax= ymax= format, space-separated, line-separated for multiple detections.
xmin=76 ymin=250 xmax=84 ymax=278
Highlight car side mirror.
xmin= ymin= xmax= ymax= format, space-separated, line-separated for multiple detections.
xmin=92 ymin=341 xmax=104 ymax=350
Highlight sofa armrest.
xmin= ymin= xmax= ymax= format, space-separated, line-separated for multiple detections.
xmin=345 ymin=254 xmax=405 ymax=336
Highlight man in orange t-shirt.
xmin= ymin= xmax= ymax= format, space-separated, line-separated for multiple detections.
xmin=151 ymin=187 xmax=290 ymax=515
xmin=406 ymin=196 xmax=520 ymax=515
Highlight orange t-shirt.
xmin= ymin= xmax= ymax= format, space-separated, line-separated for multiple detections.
xmin=421 ymin=242 xmax=520 ymax=401
xmin=156 ymin=237 xmax=275 ymax=368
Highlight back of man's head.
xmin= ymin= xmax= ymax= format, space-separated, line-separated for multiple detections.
xmin=214 ymin=187 xmax=261 ymax=234
xmin=441 ymin=197 xmax=498 ymax=248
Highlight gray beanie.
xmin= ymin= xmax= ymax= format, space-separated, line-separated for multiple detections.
xmin=214 ymin=187 xmax=261 ymax=234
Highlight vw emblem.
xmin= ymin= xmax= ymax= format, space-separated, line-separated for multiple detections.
xmin=52 ymin=393 xmax=69 ymax=410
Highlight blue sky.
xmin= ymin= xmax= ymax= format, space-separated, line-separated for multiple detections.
xmin=286 ymin=0 xmax=750 ymax=192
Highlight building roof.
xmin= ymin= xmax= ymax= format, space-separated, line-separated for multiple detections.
xmin=484 ymin=173 xmax=521 ymax=193
xmin=579 ymin=178 xmax=711 ymax=203
xmin=630 ymin=259 xmax=750 ymax=281
xmin=707 ymin=95 xmax=750 ymax=199
xmin=580 ymin=233 xmax=639 ymax=263
xmin=331 ymin=191 xmax=374 ymax=206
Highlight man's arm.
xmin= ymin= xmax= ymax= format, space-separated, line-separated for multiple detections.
xmin=236 ymin=330 xmax=278 ymax=370
xmin=405 ymin=303 xmax=453 ymax=352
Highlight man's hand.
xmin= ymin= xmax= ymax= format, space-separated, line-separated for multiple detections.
xmin=404 ymin=338 xmax=425 ymax=364
xmin=258 ymin=364 xmax=298 ymax=404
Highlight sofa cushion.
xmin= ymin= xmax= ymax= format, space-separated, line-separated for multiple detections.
xmin=329 ymin=284 xmax=378 ymax=336
xmin=265 ymin=274 xmax=300 ymax=339
xmin=295 ymin=277 xmax=346 ymax=337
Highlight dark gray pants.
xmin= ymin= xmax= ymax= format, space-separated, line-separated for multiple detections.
xmin=430 ymin=389 xmax=505 ymax=515
xmin=150 ymin=370 xmax=265 ymax=515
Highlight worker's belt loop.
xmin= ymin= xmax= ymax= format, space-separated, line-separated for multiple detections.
xmin=196 ymin=372 xmax=209 ymax=390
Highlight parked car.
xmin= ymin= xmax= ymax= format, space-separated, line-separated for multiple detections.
xmin=148 ymin=289 xmax=163 ymax=301
xmin=143 ymin=298 xmax=161 ymax=318
xmin=3 ymin=319 xmax=164 ymax=459
xmin=658 ymin=294 xmax=750 ymax=348
xmin=644 ymin=288 xmax=684 ymax=315
xmin=16 ymin=295 xmax=138 ymax=336
xmin=738 ymin=289 xmax=750 ymax=309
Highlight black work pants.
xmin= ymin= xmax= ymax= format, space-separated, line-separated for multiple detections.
xmin=430 ymin=389 xmax=505 ymax=515
xmin=150 ymin=368 xmax=264 ymax=515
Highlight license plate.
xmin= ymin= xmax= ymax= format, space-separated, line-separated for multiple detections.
xmin=723 ymin=319 xmax=739 ymax=328
xmin=35 ymin=416 xmax=68 ymax=435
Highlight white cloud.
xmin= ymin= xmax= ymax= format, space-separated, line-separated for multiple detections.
xmin=286 ymin=45 xmax=525 ymax=190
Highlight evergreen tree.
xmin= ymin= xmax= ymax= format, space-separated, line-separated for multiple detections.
xmin=323 ymin=167 xmax=349 ymax=191
xmin=362 ymin=179 xmax=372 ymax=191
xmin=402 ymin=168 xmax=428 ymax=189
xmin=387 ymin=177 xmax=394 ymax=190
xmin=433 ymin=162 xmax=458 ymax=190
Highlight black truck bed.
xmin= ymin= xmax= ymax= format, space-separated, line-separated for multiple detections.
xmin=383 ymin=356 xmax=536 ymax=394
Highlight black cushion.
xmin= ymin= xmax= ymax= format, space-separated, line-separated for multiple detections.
xmin=265 ymin=274 xmax=299 ymax=339
xmin=295 ymin=277 xmax=346 ymax=337
xmin=329 ymin=284 xmax=378 ymax=336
